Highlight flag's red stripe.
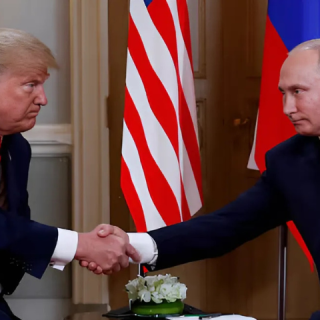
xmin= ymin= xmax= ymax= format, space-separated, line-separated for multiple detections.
xmin=148 ymin=0 xmax=203 ymax=203
xmin=120 ymin=157 xmax=147 ymax=232
xmin=124 ymin=89 xmax=182 ymax=226
xmin=255 ymin=16 xmax=296 ymax=171
xmin=255 ymin=15 xmax=314 ymax=271
xmin=287 ymin=221 xmax=314 ymax=271
xmin=176 ymin=0 xmax=193 ymax=72
xmin=128 ymin=16 xmax=179 ymax=159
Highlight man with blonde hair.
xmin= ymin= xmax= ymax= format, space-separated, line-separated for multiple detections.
xmin=0 ymin=28 xmax=140 ymax=320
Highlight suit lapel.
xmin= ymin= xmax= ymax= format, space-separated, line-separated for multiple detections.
xmin=1 ymin=135 xmax=20 ymax=212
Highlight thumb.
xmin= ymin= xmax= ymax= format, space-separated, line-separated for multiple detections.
xmin=126 ymin=244 xmax=141 ymax=263
xmin=95 ymin=224 xmax=115 ymax=237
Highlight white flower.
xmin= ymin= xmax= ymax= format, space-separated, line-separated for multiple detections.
xmin=166 ymin=283 xmax=187 ymax=302
xmin=126 ymin=274 xmax=187 ymax=304
xmin=125 ymin=283 xmax=138 ymax=301
xmin=151 ymin=291 xmax=164 ymax=303
xmin=138 ymin=289 xmax=151 ymax=303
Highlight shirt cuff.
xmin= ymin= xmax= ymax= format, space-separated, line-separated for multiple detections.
xmin=127 ymin=233 xmax=158 ymax=265
xmin=50 ymin=228 xmax=78 ymax=271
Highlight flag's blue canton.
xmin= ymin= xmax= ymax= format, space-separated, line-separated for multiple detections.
xmin=143 ymin=0 xmax=153 ymax=7
xmin=268 ymin=0 xmax=320 ymax=51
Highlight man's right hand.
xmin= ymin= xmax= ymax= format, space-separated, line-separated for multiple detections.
xmin=74 ymin=224 xmax=140 ymax=275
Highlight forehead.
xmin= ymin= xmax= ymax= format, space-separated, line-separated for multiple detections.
xmin=279 ymin=50 xmax=320 ymax=87
xmin=1 ymin=68 xmax=49 ymax=84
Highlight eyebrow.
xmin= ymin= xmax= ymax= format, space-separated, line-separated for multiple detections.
xmin=278 ymin=84 xmax=308 ymax=91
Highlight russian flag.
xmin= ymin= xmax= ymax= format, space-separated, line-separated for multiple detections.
xmin=248 ymin=0 xmax=320 ymax=271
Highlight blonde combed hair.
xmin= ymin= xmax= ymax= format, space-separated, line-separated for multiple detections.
xmin=0 ymin=28 xmax=58 ymax=74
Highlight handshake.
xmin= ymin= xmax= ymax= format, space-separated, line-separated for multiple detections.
xmin=74 ymin=224 xmax=141 ymax=275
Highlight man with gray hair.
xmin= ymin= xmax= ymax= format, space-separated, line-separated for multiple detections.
xmin=87 ymin=38 xmax=320 ymax=320
xmin=0 ymin=28 xmax=140 ymax=319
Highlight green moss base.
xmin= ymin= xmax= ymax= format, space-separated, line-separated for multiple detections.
xmin=131 ymin=300 xmax=184 ymax=315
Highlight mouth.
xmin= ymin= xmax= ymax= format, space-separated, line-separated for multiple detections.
xmin=29 ymin=105 xmax=41 ymax=115
xmin=291 ymin=119 xmax=306 ymax=124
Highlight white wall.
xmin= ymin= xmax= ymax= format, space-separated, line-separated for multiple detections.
xmin=0 ymin=1 xmax=72 ymax=319
xmin=0 ymin=0 xmax=71 ymax=124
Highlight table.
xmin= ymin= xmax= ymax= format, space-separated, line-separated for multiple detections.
xmin=65 ymin=312 xmax=106 ymax=320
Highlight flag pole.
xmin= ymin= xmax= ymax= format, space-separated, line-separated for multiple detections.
xmin=277 ymin=224 xmax=287 ymax=320
xmin=138 ymin=264 xmax=145 ymax=277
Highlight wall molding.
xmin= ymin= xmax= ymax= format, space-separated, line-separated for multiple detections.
xmin=22 ymin=124 xmax=72 ymax=156
xmin=194 ymin=0 xmax=206 ymax=79
xmin=70 ymin=0 xmax=110 ymax=305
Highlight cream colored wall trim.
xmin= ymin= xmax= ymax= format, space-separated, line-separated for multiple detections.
xmin=70 ymin=0 xmax=110 ymax=305
xmin=22 ymin=124 xmax=72 ymax=156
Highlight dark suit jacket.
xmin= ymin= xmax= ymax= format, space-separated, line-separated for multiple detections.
xmin=0 ymin=133 xmax=58 ymax=295
xmin=147 ymin=134 xmax=320 ymax=274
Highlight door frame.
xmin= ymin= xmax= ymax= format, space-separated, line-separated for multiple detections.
xmin=70 ymin=0 xmax=110 ymax=305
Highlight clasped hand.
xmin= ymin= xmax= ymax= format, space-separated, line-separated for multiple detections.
xmin=74 ymin=224 xmax=140 ymax=275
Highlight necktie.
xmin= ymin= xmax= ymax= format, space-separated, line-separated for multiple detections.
xmin=0 ymin=137 xmax=8 ymax=210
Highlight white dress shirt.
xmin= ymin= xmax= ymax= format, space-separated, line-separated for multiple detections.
xmin=50 ymin=230 xmax=158 ymax=269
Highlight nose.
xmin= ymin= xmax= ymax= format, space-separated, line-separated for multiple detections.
xmin=283 ymin=94 xmax=297 ymax=117
xmin=34 ymin=85 xmax=48 ymax=106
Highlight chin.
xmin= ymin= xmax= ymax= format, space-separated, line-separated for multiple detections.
xmin=21 ymin=119 xmax=37 ymax=132
xmin=294 ymin=125 xmax=317 ymax=136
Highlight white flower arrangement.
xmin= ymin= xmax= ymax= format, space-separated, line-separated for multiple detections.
xmin=125 ymin=274 xmax=187 ymax=304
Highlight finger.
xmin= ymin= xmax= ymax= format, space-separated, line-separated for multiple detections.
xmin=88 ymin=262 xmax=98 ymax=271
xmin=126 ymin=244 xmax=141 ymax=263
xmin=118 ymin=254 xmax=129 ymax=269
xmin=103 ymin=269 xmax=113 ymax=276
xmin=112 ymin=263 xmax=121 ymax=273
xmin=80 ymin=261 xmax=89 ymax=267
xmin=94 ymin=266 xmax=103 ymax=275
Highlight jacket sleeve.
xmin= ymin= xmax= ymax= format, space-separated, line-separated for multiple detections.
xmin=0 ymin=199 xmax=58 ymax=280
xmin=147 ymin=159 xmax=289 ymax=271
xmin=0 ymin=135 xmax=59 ymax=280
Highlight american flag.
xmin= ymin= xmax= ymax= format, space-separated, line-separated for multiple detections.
xmin=121 ymin=0 xmax=203 ymax=232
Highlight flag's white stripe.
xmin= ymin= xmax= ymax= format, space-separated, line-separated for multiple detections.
xmin=247 ymin=111 xmax=259 ymax=170
xmin=166 ymin=0 xmax=199 ymax=143
xmin=122 ymin=121 xmax=166 ymax=231
xmin=126 ymin=51 xmax=182 ymax=213
xmin=181 ymin=142 xmax=202 ymax=215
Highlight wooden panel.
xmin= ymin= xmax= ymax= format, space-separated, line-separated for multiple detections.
xmin=205 ymin=0 xmax=278 ymax=318
xmin=108 ymin=0 xmax=131 ymax=310
xmin=286 ymin=233 xmax=320 ymax=319
xmin=187 ymin=0 xmax=206 ymax=79
xmin=246 ymin=0 xmax=268 ymax=78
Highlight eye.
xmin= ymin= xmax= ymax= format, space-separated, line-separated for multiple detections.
xmin=294 ymin=89 xmax=302 ymax=94
xmin=24 ymin=82 xmax=37 ymax=92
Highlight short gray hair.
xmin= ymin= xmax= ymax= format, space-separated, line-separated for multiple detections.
xmin=289 ymin=39 xmax=320 ymax=60
xmin=0 ymin=28 xmax=58 ymax=74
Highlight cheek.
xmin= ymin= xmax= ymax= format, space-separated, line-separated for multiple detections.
xmin=297 ymin=95 xmax=319 ymax=115
xmin=0 ymin=100 xmax=30 ymax=123
xmin=0 ymin=93 xmax=33 ymax=120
